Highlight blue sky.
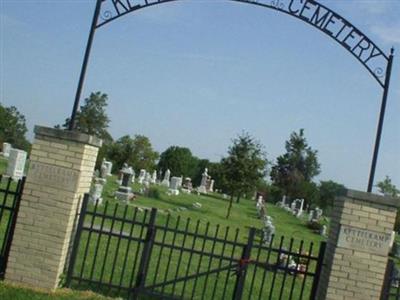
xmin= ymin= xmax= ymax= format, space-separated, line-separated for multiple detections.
xmin=1 ymin=0 xmax=399 ymax=192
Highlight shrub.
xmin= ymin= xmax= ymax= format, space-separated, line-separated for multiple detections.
xmin=147 ymin=187 xmax=161 ymax=199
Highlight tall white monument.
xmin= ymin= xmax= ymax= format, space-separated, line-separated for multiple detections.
xmin=6 ymin=149 xmax=27 ymax=180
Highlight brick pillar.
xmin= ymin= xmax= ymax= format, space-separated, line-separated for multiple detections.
xmin=317 ymin=189 xmax=399 ymax=300
xmin=5 ymin=126 xmax=101 ymax=290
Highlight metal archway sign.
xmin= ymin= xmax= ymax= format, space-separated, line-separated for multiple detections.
xmin=68 ymin=0 xmax=395 ymax=192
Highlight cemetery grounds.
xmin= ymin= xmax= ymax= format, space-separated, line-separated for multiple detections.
xmin=0 ymin=158 xmax=327 ymax=299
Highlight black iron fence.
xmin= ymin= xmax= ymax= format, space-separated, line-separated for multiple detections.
xmin=66 ymin=194 xmax=326 ymax=300
xmin=381 ymin=259 xmax=400 ymax=300
xmin=0 ymin=175 xmax=25 ymax=279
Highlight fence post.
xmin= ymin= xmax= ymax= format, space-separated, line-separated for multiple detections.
xmin=131 ymin=208 xmax=157 ymax=300
xmin=65 ymin=194 xmax=89 ymax=287
xmin=232 ymin=227 xmax=256 ymax=300
xmin=380 ymin=259 xmax=394 ymax=300
xmin=310 ymin=241 xmax=326 ymax=299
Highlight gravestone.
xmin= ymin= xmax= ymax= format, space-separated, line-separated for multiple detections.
xmin=6 ymin=149 xmax=27 ymax=180
xmin=169 ymin=176 xmax=180 ymax=195
xmin=161 ymin=169 xmax=171 ymax=186
xmin=209 ymin=179 xmax=214 ymax=192
xmin=256 ymin=195 xmax=266 ymax=218
xmin=2 ymin=142 xmax=12 ymax=158
xmin=104 ymin=160 xmax=113 ymax=176
xmin=89 ymin=183 xmax=103 ymax=205
xmin=198 ymin=168 xmax=209 ymax=193
xmin=277 ymin=195 xmax=288 ymax=208
xmin=151 ymin=170 xmax=157 ymax=184
xmin=177 ymin=176 xmax=183 ymax=188
xmin=138 ymin=169 xmax=146 ymax=185
xmin=182 ymin=177 xmax=193 ymax=194
xmin=144 ymin=171 xmax=152 ymax=187
xmin=263 ymin=216 xmax=275 ymax=244
xmin=291 ymin=198 xmax=304 ymax=217
xmin=115 ymin=165 xmax=134 ymax=201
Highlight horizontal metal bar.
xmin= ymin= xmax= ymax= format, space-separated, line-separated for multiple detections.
xmin=81 ymin=225 xmax=146 ymax=244
xmin=0 ymin=190 xmax=20 ymax=196
xmin=146 ymin=263 xmax=236 ymax=290
xmin=0 ymin=205 xmax=15 ymax=211
xmin=152 ymin=240 xmax=238 ymax=263
xmin=253 ymin=244 xmax=319 ymax=261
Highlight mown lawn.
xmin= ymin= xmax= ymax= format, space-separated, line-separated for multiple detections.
xmin=0 ymin=158 xmax=7 ymax=174
xmin=0 ymin=282 xmax=113 ymax=300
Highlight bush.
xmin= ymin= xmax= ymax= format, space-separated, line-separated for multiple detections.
xmin=307 ymin=217 xmax=328 ymax=233
xmin=147 ymin=187 xmax=161 ymax=199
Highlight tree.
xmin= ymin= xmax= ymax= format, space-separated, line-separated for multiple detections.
xmin=57 ymin=91 xmax=112 ymax=142
xmin=318 ymin=180 xmax=346 ymax=210
xmin=0 ymin=103 xmax=30 ymax=151
xmin=376 ymin=177 xmax=400 ymax=231
xmin=157 ymin=146 xmax=199 ymax=178
xmin=270 ymin=129 xmax=320 ymax=204
xmin=376 ymin=176 xmax=399 ymax=198
xmin=221 ymin=133 xmax=268 ymax=218
xmin=108 ymin=135 xmax=159 ymax=172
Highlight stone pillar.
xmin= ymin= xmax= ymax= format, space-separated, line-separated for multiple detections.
xmin=5 ymin=126 xmax=101 ymax=290
xmin=317 ymin=189 xmax=399 ymax=300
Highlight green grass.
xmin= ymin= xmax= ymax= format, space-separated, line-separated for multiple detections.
xmin=0 ymin=281 xmax=113 ymax=300
xmin=100 ymin=176 xmax=325 ymax=245
xmin=0 ymin=158 xmax=7 ymax=174
xmin=66 ymin=176 xmax=327 ymax=299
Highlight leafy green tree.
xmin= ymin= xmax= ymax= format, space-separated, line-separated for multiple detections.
xmin=318 ymin=180 xmax=346 ymax=210
xmin=270 ymin=129 xmax=320 ymax=204
xmin=108 ymin=135 xmax=159 ymax=172
xmin=222 ymin=133 xmax=268 ymax=218
xmin=376 ymin=176 xmax=399 ymax=197
xmin=157 ymin=146 xmax=199 ymax=178
xmin=58 ymin=91 xmax=112 ymax=142
xmin=0 ymin=103 xmax=30 ymax=151
xmin=376 ymin=177 xmax=400 ymax=231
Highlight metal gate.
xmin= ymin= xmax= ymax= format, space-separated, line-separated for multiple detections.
xmin=0 ymin=175 xmax=25 ymax=279
xmin=66 ymin=194 xmax=326 ymax=299
xmin=381 ymin=259 xmax=400 ymax=300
